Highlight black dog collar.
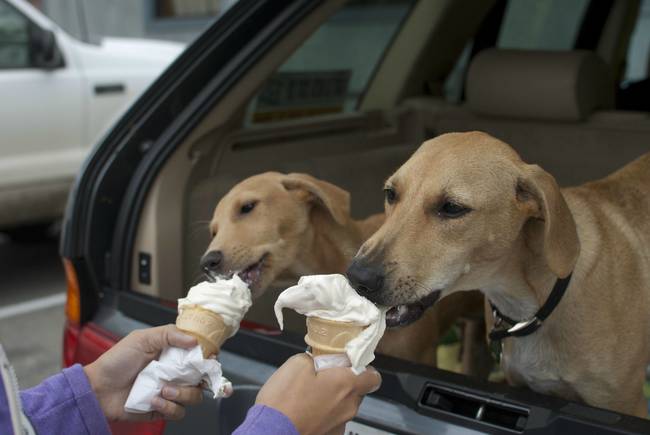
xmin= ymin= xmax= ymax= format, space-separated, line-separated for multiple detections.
xmin=489 ymin=273 xmax=573 ymax=342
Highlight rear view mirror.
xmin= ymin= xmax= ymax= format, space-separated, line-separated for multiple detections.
xmin=29 ymin=24 xmax=63 ymax=70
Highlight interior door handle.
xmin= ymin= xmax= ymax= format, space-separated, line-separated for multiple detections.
xmin=94 ymin=83 xmax=126 ymax=95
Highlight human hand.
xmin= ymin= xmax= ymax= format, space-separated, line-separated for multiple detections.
xmin=84 ymin=324 xmax=204 ymax=422
xmin=256 ymin=353 xmax=381 ymax=435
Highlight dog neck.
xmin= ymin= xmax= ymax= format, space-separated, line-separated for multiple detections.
xmin=482 ymin=235 xmax=559 ymax=322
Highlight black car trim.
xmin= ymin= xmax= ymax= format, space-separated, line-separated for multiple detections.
xmin=575 ymin=0 xmax=615 ymax=50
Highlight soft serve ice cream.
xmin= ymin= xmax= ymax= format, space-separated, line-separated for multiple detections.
xmin=124 ymin=275 xmax=252 ymax=413
xmin=178 ymin=275 xmax=252 ymax=330
xmin=177 ymin=275 xmax=252 ymax=346
xmin=274 ymin=274 xmax=386 ymax=374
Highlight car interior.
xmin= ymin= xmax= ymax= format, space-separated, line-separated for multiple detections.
xmin=127 ymin=0 xmax=650 ymax=387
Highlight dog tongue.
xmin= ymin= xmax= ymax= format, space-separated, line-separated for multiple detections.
xmin=385 ymin=290 xmax=442 ymax=327
xmin=241 ymin=268 xmax=259 ymax=286
xmin=386 ymin=304 xmax=422 ymax=327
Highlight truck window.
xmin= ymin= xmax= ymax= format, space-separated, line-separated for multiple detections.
xmin=246 ymin=0 xmax=414 ymax=125
xmin=0 ymin=0 xmax=29 ymax=69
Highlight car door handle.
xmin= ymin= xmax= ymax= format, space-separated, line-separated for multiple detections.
xmin=94 ymin=83 xmax=126 ymax=95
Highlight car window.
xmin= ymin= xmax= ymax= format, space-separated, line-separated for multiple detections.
xmin=497 ymin=0 xmax=590 ymax=50
xmin=623 ymin=0 xmax=650 ymax=83
xmin=0 ymin=0 xmax=30 ymax=69
xmin=245 ymin=0 xmax=414 ymax=125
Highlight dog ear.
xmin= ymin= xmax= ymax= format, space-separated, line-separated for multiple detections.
xmin=281 ymin=173 xmax=350 ymax=226
xmin=517 ymin=164 xmax=580 ymax=278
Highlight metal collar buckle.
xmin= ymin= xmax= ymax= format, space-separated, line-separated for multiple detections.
xmin=507 ymin=316 xmax=542 ymax=336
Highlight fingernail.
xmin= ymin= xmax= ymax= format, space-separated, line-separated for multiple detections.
xmin=163 ymin=386 xmax=179 ymax=399
xmin=151 ymin=397 xmax=164 ymax=410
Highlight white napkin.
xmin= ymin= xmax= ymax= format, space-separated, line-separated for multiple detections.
xmin=124 ymin=345 xmax=231 ymax=413
xmin=311 ymin=353 xmax=351 ymax=372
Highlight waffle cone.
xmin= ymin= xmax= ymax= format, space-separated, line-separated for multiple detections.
xmin=176 ymin=306 xmax=232 ymax=358
xmin=305 ymin=317 xmax=365 ymax=356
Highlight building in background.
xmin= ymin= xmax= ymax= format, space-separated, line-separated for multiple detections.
xmin=40 ymin=0 xmax=238 ymax=43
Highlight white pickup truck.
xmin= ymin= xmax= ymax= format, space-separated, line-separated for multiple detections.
xmin=0 ymin=0 xmax=183 ymax=238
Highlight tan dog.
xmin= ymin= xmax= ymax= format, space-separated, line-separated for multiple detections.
xmin=347 ymin=131 xmax=650 ymax=416
xmin=201 ymin=172 xmax=486 ymax=368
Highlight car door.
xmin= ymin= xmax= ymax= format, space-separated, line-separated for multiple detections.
xmin=0 ymin=0 xmax=83 ymax=189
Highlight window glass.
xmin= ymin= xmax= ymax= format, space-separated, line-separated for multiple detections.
xmin=246 ymin=0 xmax=414 ymax=125
xmin=0 ymin=0 xmax=30 ymax=68
xmin=498 ymin=0 xmax=590 ymax=50
xmin=623 ymin=0 xmax=650 ymax=83
xmin=154 ymin=0 xmax=238 ymax=19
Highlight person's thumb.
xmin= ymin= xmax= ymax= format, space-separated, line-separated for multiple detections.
xmin=353 ymin=366 xmax=382 ymax=395
xmin=142 ymin=325 xmax=197 ymax=353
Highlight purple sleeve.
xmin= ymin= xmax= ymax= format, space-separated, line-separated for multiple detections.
xmin=20 ymin=364 xmax=110 ymax=435
xmin=0 ymin=374 xmax=14 ymax=434
xmin=233 ymin=404 xmax=299 ymax=435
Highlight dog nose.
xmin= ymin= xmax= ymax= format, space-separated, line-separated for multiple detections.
xmin=346 ymin=260 xmax=384 ymax=296
xmin=201 ymin=250 xmax=223 ymax=274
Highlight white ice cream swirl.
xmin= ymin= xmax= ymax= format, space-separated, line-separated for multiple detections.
xmin=274 ymin=274 xmax=386 ymax=374
xmin=178 ymin=275 xmax=252 ymax=337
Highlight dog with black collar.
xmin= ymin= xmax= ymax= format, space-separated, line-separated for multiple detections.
xmin=346 ymin=132 xmax=650 ymax=417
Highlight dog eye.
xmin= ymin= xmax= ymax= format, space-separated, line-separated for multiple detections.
xmin=438 ymin=201 xmax=471 ymax=219
xmin=240 ymin=201 xmax=257 ymax=215
xmin=384 ymin=187 xmax=397 ymax=204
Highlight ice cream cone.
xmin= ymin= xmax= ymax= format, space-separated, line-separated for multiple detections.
xmin=305 ymin=316 xmax=365 ymax=356
xmin=176 ymin=306 xmax=232 ymax=358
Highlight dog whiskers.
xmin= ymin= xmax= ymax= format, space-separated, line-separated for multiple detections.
xmin=411 ymin=278 xmax=433 ymax=294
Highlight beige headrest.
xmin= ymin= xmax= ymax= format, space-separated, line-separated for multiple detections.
xmin=466 ymin=49 xmax=614 ymax=121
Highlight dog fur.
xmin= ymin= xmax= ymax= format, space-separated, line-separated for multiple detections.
xmin=350 ymin=131 xmax=650 ymax=416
